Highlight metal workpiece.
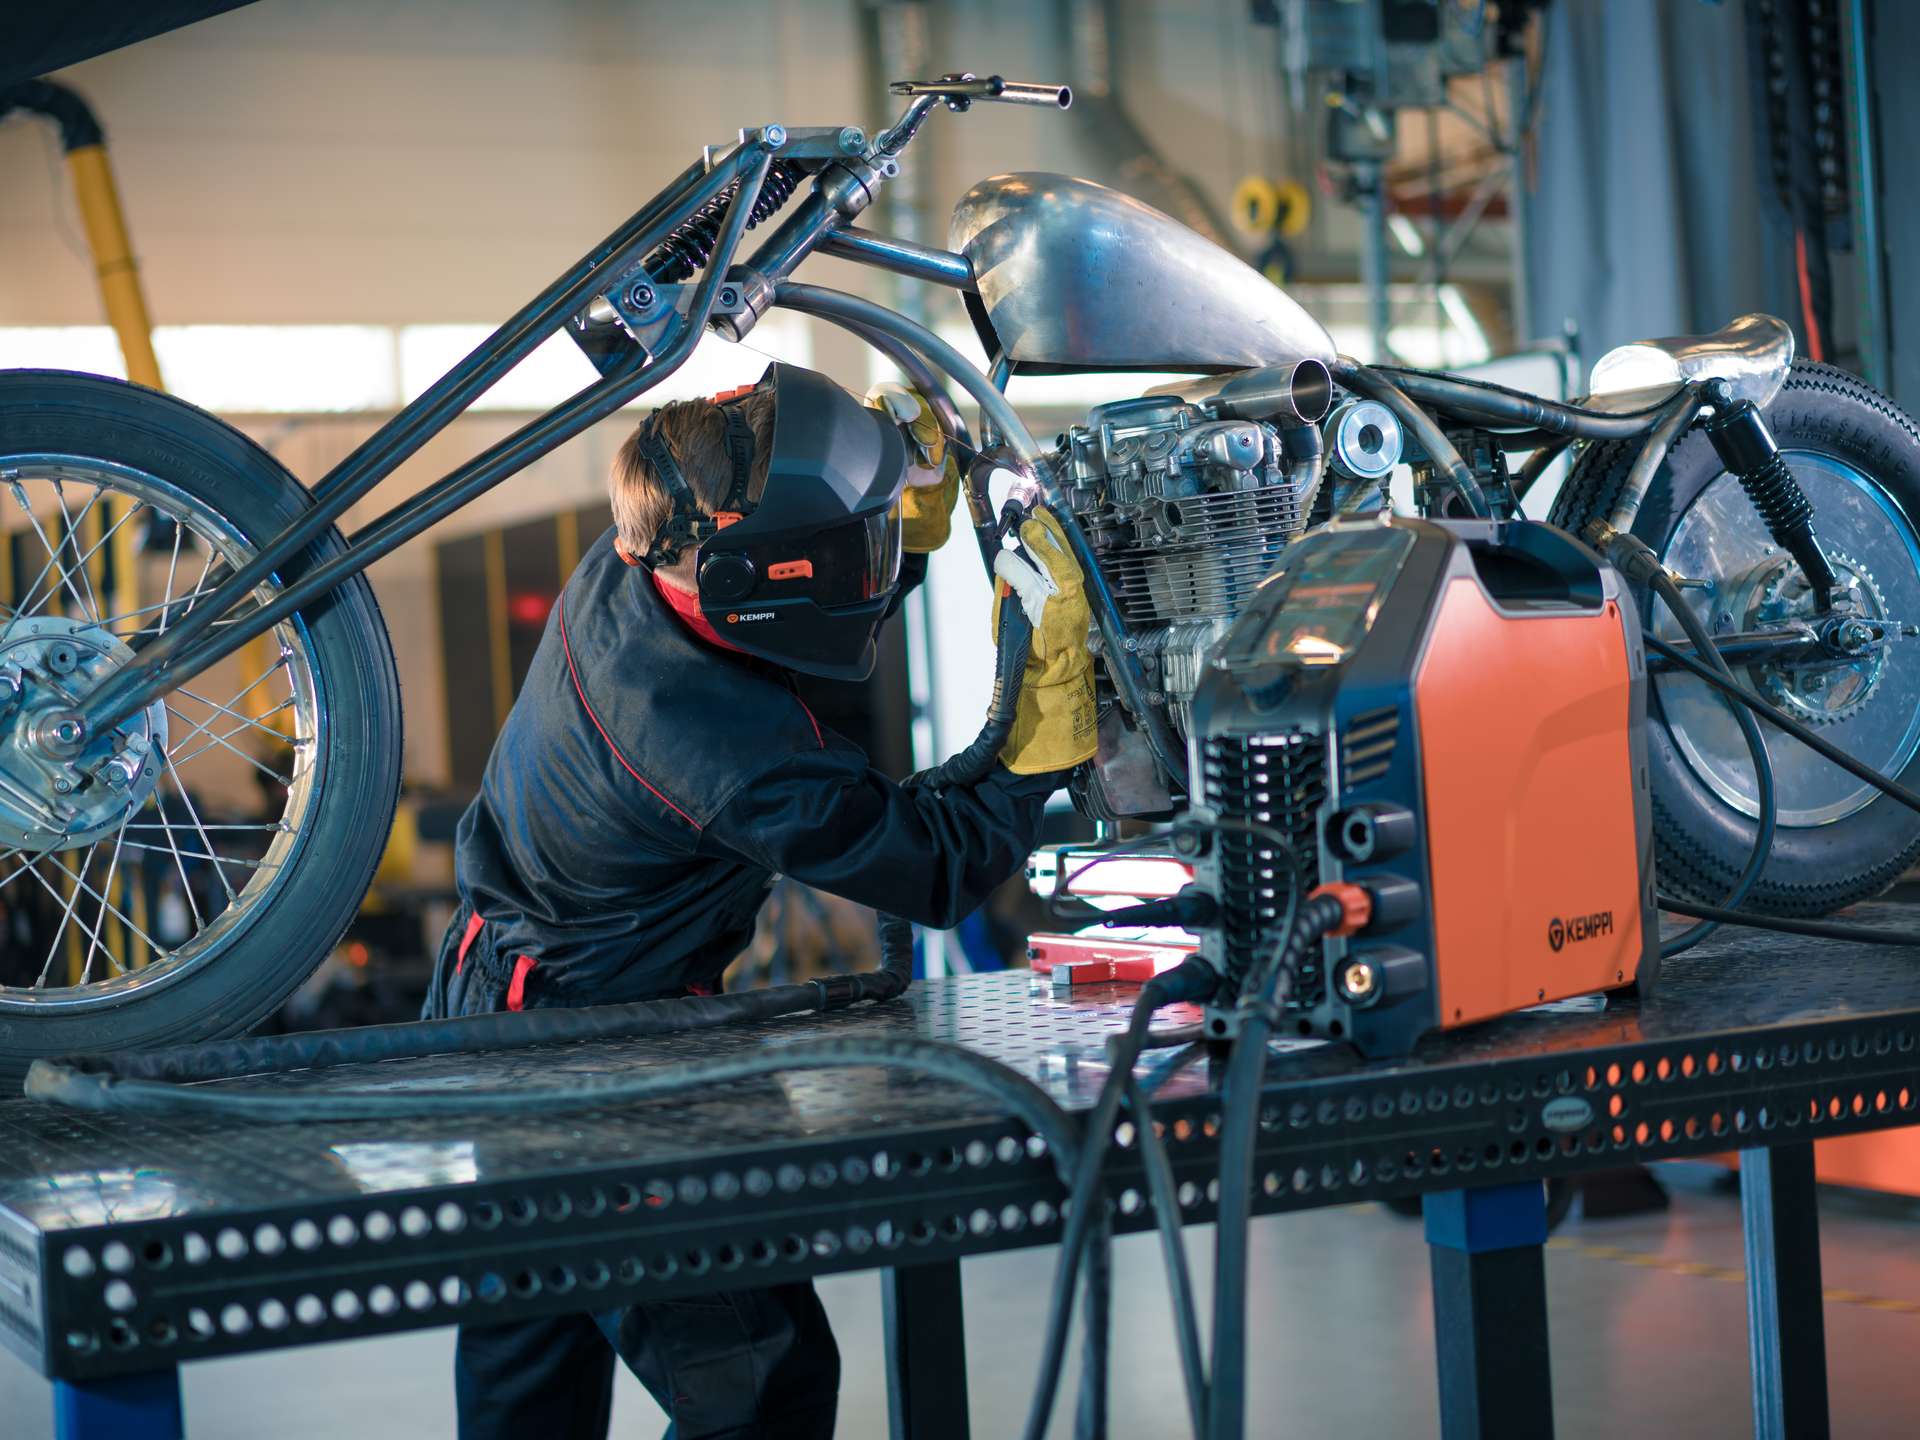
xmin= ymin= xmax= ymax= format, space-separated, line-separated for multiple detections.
xmin=947 ymin=173 xmax=1337 ymax=373
xmin=815 ymin=228 xmax=977 ymax=290
xmin=8 ymin=913 xmax=1920 ymax=1385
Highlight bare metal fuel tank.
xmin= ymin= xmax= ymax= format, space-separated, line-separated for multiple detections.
xmin=1190 ymin=516 xmax=1660 ymax=1058
xmin=949 ymin=172 xmax=1336 ymax=374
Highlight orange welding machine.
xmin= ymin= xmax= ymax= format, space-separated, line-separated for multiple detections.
xmin=1190 ymin=515 xmax=1660 ymax=1057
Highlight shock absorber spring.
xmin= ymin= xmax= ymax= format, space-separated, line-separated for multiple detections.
xmin=645 ymin=161 xmax=802 ymax=283
xmin=1705 ymin=396 xmax=1839 ymax=608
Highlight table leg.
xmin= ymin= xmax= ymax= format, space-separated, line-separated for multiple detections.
xmin=883 ymin=1258 xmax=970 ymax=1440
xmin=53 ymin=1370 xmax=183 ymax=1440
xmin=1741 ymin=1142 xmax=1829 ymax=1440
xmin=1424 ymin=1180 xmax=1553 ymax=1440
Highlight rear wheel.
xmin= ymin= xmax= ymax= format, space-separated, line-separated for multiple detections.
xmin=0 ymin=371 xmax=401 ymax=1082
xmin=1550 ymin=361 xmax=1920 ymax=914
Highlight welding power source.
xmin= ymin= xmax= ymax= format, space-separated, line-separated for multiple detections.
xmin=1189 ymin=515 xmax=1659 ymax=1057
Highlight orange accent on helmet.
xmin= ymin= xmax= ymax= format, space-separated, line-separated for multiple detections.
xmin=768 ymin=559 xmax=814 ymax=581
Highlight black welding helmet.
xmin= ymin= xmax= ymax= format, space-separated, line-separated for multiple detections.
xmin=640 ymin=363 xmax=908 ymax=679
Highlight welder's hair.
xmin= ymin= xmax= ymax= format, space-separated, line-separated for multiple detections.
xmin=609 ymin=391 xmax=775 ymax=561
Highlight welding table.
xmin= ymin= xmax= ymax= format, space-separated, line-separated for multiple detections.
xmin=4 ymin=912 xmax=1918 ymax=1439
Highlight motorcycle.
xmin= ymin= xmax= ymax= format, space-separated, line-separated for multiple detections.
xmin=0 ymin=74 xmax=1915 ymax=1079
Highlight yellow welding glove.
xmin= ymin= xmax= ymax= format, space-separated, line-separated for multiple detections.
xmin=866 ymin=381 xmax=961 ymax=553
xmin=991 ymin=506 xmax=1098 ymax=774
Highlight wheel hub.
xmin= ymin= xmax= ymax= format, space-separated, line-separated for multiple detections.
xmin=0 ymin=616 xmax=167 ymax=853
xmin=1739 ymin=546 xmax=1889 ymax=725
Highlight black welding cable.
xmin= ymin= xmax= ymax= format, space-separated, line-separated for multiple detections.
xmin=1077 ymin=1210 xmax=1113 ymax=1440
xmin=1643 ymin=633 xmax=1920 ymax=816
xmin=1643 ymin=569 xmax=1777 ymax=958
xmin=1206 ymin=891 xmax=1349 ymax=1440
xmin=32 ymin=526 xmax=1048 ymax=1106
xmin=1019 ymin=955 xmax=1222 ymax=1440
xmin=1124 ymin=1069 xmax=1209 ymax=1438
xmin=24 ymin=1032 xmax=1079 ymax=1150
xmin=1656 ymin=898 xmax=1920 ymax=946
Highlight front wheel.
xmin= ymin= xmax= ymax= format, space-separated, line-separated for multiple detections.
xmin=0 ymin=371 xmax=402 ymax=1082
xmin=1550 ymin=361 xmax=1920 ymax=915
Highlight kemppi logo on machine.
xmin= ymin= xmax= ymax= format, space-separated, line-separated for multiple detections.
xmin=726 ymin=611 xmax=775 ymax=624
xmin=1547 ymin=911 xmax=1614 ymax=953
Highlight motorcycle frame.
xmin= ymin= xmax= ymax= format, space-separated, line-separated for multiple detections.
xmin=66 ymin=104 xmax=1692 ymax=795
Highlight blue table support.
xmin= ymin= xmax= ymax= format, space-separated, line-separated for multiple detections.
xmin=1424 ymin=1180 xmax=1553 ymax=1440
xmin=53 ymin=1370 xmax=183 ymax=1440
xmin=1741 ymin=1142 xmax=1830 ymax=1440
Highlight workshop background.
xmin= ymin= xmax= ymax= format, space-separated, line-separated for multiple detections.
xmin=4 ymin=0 xmax=1920 ymax=1435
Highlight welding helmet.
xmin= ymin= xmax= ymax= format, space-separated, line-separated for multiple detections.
xmin=640 ymin=363 xmax=908 ymax=679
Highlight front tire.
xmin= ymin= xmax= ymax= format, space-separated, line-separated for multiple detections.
xmin=1550 ymin=361 xmax=1920 ymax=915
xmin=0 ymin=371 xmax=402 ymax=1081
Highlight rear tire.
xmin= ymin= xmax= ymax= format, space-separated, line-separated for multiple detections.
xmin=1549 ymin=361 xmax=1920 ymax=915
xmin=0 ymin=371 xmax=402 ymax=1082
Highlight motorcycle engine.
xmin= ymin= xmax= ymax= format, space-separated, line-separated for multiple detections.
xmin=1052 ymin=394 xmax=1321 ymax=814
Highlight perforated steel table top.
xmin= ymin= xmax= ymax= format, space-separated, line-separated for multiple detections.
xmin=5 ymin=908 xmax=1920 ymax=1380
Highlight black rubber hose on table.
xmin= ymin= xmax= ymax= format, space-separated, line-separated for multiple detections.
xmin=1205 ymin=890 xmax=1349 ymax=1440
xmin=1019 ymin=955 xmax=1221 ymax=1440
xmin=1642 ymin=566 xmax=1777 ymax=958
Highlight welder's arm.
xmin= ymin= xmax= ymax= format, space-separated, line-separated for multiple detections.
xmin=701 ymin=751 xmax=1062 ymax=929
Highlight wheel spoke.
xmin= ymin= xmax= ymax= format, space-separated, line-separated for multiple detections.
xmin=17 ymin=495 xmax=143 ymax=626
xmin=27 ymin=849 xmax=167 ymax=958
xmin=172 ymin=544 xmax=218 ymax=626
xmin=117 ymin=839 xmax=280 ymax=872
xmin=178 ymin=667 xmax=297 ymax=743
xmin=140 ymin=789 xmax=207 ymax=934
xmin=158 ymin=747 xmax=237 ymax=905
xmin=49 ymin=483 xmax=103 ymax=621
xmin=81 ymin=824 xmax=131 ymax=985
xmin=163 ymin=701 xmax=296 ymax=784
xmin=5 ymin=480 xmax=102 ymax=629
xmin=92 ymin=588 xmax=224 ymax=630
xmin=32 ymin=843 xmax=98 ymax=989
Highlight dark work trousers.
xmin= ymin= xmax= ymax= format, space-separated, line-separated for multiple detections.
xmin=424 ymin=909 xmax=841 ymax=1440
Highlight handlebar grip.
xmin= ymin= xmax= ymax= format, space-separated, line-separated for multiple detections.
xmin=888 ymin=75 xmax=1072 ymax=110
xmin=989 ymin=79 xmax=1072 ymax=109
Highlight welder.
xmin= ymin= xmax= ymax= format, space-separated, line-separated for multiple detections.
xmin=424 ymin=362 xmax=1095 ymax=1440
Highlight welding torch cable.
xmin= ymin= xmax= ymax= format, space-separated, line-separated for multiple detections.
xmin=1206 ymin=890 xmax=1349 ymax=1440
xmin=1124 ymin=1067 xmax=1210 ymax=1438
xmin=1643 ymin=568 xmax=1777 ymax=958
xmin=1019 ymin=955 xmax=1222 ymax=1440
xmin=1643 ymin=632 xmax=1920 ymax=817
xmin=1657 ymin=898 xmax=1920 ymax=946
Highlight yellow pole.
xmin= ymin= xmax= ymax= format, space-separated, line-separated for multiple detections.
xmin=68 ymin=132 xmax=157 ymax=969
xmin=65 ymin=144 xmax=164 ymax=391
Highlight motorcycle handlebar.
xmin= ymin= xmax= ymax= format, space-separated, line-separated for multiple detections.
xmin=887 ymin=75 xmax=1073 ymax=109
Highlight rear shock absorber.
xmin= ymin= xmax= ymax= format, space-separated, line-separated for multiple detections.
xmin=1703 ymin=386 xmax=1839 ymax=609
xmin=645 ymin=160 xmax=803 ymax=282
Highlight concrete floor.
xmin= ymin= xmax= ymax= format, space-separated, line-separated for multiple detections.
xmin=6 ymin=1164 xmax=1920 ymax=1438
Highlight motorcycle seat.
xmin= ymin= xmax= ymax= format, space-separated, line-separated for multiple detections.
xmin=1586 ymin=312 xmax=1795 ymax=413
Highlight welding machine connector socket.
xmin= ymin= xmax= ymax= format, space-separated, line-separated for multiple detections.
xmin=1328 ymin=804 xmax=1415 ymax=863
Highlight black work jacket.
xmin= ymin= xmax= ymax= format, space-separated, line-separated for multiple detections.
xmin=452 ymin=528 xmax=1059 ymax=1003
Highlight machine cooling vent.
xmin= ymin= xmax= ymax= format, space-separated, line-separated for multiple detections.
xmin=1339 ymin=706 xmax=1399 ymax=789
xmin=1201 ymin=730 xmax=1327 ymax=996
